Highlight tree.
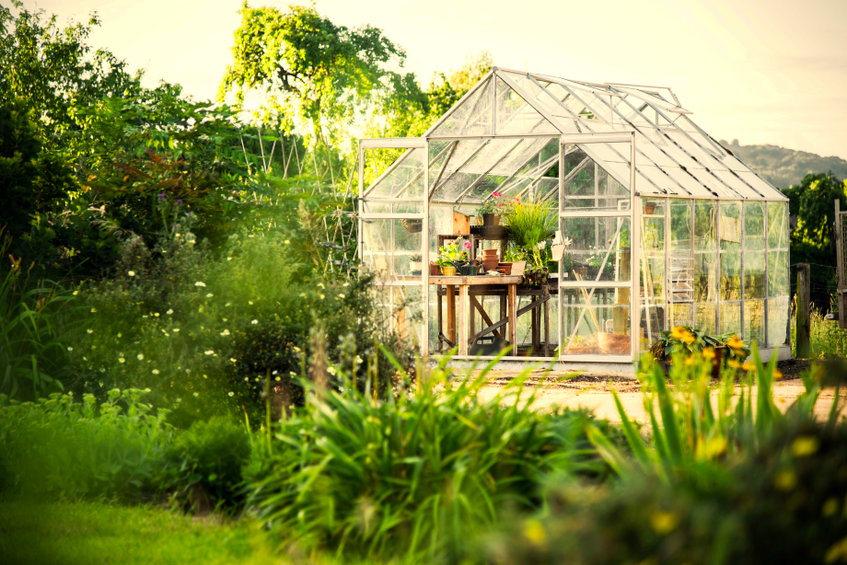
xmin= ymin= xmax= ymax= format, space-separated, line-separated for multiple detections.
xmin=219 ymin=3 xmax=406 ymax=162
xmin=0 ymin=1 xmax=138 ymax=147
xmin=783 ymin=171 xmax=847 ymax=309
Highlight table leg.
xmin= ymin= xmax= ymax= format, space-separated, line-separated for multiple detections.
xmin=508 ymin=284 xmax=517 ymax=354
xmin=458 ymin=284 xmax=469 ymax=355
xmin=446 ymin=285 xmax=456 ymax=346
xmin=543 ymin=285 xmax=550 ymax=357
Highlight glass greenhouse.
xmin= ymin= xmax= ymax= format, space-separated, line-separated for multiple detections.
xmin=358 ymin=68 xmax=789 ymax=367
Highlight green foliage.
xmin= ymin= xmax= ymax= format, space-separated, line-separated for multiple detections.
xmin=0 ymin=2 xmax=138 ymax=144
xmin=649 ymin=325 xmax=750 ymax=362
xmin=809 ymin=307 xmax=847 ymax=359
xmin=245 ymin=357 xmax=608 ymax=561
xmin=783 ymin=171 xmax=846 ymax=308
xmin=0 ymin=388 xmax=173 ymax=502
xmin=505 ymin=198 xmax=557 ymax=271
xmin=0 ymin=499 xmax=275 ymax=565
xmin=220 ymin=4 xmax=403 ymax=142
xmin=591 ymin=345 xmax=818 ymax=481
xmin=486 ymin=418 xmax=847 ymax=564
xmin=0 ymin=261 xmax=75 ymax=400
xmin=483 ymin=349 xmax=846 ymax=565
xmin=164 ymin=416 xmax=251 ymax=514
xmin=0 ymin=100 xmax=76 ymax=247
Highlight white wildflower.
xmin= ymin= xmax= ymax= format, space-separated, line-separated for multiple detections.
xmin=127 ymin=270 xmax=136 ymax=277
xmin=137 ymin=353 xmax=144 ymax=360
xmin=194 ymin=281 xmax=206 ymax=287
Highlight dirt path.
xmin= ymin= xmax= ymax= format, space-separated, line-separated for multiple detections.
xmin=475 ymin=361 xmax=847 ymax=424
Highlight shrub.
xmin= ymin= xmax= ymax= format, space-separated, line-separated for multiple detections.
xmin=164 ymin=416 xmax=251 ymax=514
xmin=244 ymin=356 xmax=609 ymax=562
xmin=481 ymin=348 xmax=847 ymax=565
xmin=0 ymin=388 xmax=173 ymax=502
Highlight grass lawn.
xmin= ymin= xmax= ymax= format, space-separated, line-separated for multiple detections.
xmin=0 ymin=498 xmax=279 ymax=565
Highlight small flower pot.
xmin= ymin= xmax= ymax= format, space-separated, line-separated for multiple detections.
xmin=482 ymin=213 xmax=500 ymax=227
xmin=440 ymin=265 xmax=457 ymax=276
xmin=429 ymin=262 xmax=440 ymax=275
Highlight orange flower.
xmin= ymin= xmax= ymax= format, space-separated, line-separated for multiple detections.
xmin=742 ymin=361 xmax=754 ymax=372
xmin=773 ymin=368 xmax=783 ymax=380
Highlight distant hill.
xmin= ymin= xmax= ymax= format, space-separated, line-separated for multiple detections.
xmin=719 ymin=140 xmax=847 ymax=190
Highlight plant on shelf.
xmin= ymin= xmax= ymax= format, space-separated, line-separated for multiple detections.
xmin=505 ymin=198 xmax=557 ymax=285
xmin=435 ymin=239 xmax=471 ymax=275
xmin=476 ymin=191 xmax=517 ymax=221
xmin=409 ymin=253 xmax=422 ymax=275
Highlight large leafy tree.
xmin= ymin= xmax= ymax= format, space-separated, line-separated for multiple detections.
xmin=783 ymin=171 xmax=847 ymax=308
xmin=219 ymin=3 xmax=408 ymax=178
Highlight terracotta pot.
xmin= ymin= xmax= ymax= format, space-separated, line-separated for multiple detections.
xmin=440 ymin=265 xmax=457 ymax=276
xmin=482 ymin=249 xmax=499 ymax=271
xmin=497 ymin=262 xmax=512 ymax=275
xmin=429 ymin=262 xmax=440 ymax=275
xmin=643 ymin=202 xmax=656 ymax=215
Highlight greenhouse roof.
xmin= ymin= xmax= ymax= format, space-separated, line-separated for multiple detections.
xmin=365 ymin=67 xmax=787 ymax=204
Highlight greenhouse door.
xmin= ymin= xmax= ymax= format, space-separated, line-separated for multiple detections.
xmin=557 ymin=134 xmax=638 ymax=361
xmin=358 ymin=138 xmax=429 ymax=354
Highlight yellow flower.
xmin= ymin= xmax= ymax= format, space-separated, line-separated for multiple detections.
xmin=728 ymin=359 xmax=741 ymax=369
xmin=702 ymin=347 xmax=716 ymax=360
xmin=670 ymin=326 xmax=688 ymax=340
xmin=670 ymin=326 xmax=695 ymax=344
xmin=773 ymin=368 xmax=783 ymax=380
xmin=725 ymin=335 xmax=743 ymax=349
xmin=742 ymin=361 xmax=755 ymax=371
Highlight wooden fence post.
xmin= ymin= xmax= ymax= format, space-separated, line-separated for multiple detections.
xmin=796 ymin=263 xmax=811 ymax=358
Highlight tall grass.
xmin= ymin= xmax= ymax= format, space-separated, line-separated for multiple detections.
xmin=0 ymin=265 xmax=74 ymax=400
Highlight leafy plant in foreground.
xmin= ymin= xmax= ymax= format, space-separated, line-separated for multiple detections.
xmin=245 ymin=353 xmax=608 ymax=562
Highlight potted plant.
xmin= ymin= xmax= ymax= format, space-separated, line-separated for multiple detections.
xmin=476 ymin=191 xmax=516 ymax=226
xmin=650 ymin=326 xmax=750 ymax=377
xmin=435 ymin=238 xmax=471 ymax=276
xmin=504 ymin=198 xmax=557 ymax=287
xmin=409 ymin=253 xmax=422 ymax=275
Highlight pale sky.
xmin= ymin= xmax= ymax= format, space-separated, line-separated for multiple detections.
xmin=25 ymin=0 xmax=847 ymax=159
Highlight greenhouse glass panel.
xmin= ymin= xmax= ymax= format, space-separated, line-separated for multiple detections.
xmin=745 ymin=300 xmax=766 ymax=344
xmin=562 ymin=217 xmax=631 ymax=283
xmin=372 ymin=285 xmax=424 ymax=345
xmin=694 ymin=301 xmax=716 ymax=334
xmin=768 ymin=251 xmax=789 ymax=297
xmin=720 ymin=250 xmax=741 ymax=301
xmin=362 ymin=219 xmax=423 ymax=278
xmin=494 ymin=76 xmax=559 ymax=136
xmin=744 ymin=251 xmax=766 ymax=300
xmin=694 ymin=201 xmax=717 ymax=252
xmin=364 ymin=146 xmax=425 ymax=199
xmin=429 ymin=77 xmax=493 ymax=137
xmin=670 ymin=303 xmax=693 ymax=328
xmin=767 ymin=202 xmax=789 ymax=249
xmin=561 ymin=147 xmax=630 ymax=211
xmin=670 ymin=200 xmax=692 ymax=251
xmin=744 ymin=202 xmax=765 ymax=251
xmin=720 ymin=301 xmax=741 ymax=335
xmin=560 ymin=292 xmax=631 ymax=356
xmin=767 ymin=297 xmax=789 ymax=346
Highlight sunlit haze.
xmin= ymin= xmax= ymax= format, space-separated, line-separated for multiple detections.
xmin=25 ymin=0 xmax=847 ymax=159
